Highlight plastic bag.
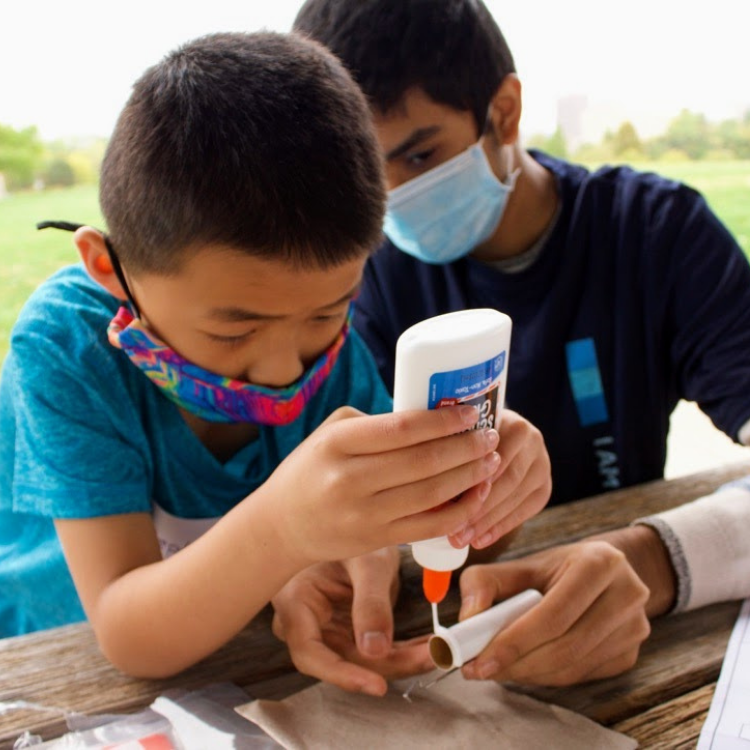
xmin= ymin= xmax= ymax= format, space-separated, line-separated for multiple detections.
xmin=7 ymin=683 xmax=282 ymax=749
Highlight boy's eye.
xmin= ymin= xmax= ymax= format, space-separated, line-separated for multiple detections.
xmin=312 ymin=308 xmax=349 ymax=323
xmin=206 ymin=331 xmax=254 ymax=346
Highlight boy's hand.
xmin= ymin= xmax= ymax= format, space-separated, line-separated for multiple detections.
xmin=261 ymin=405 xmax=500 ymax=566
xmin=456 ymin=540 xmax=651 ymax=685
xmin=271 ymin=547 xmax=432 ymax=697
xmin=447 ymin=409 xmax=551 ymax=551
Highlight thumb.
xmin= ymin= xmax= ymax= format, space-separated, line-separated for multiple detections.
xmin=459 ymin=559 xmax=540 ymax=621
xmin=346 ymin=549 xmax=399 ymax=659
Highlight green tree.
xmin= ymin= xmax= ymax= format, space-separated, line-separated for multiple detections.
xmin=526 ymin=127 xmax=568 ymax=159
xmin=44 ymin=158 xmax=76 ymax=187
xmin=0 ymin=123 xmax=44 ymax=190
xmin=663 ymin=109 xmax=710 ymax=160
xmin=715 ymin=117 xmax=750 ymax=159
xmin=611 ymin=121 xmax=643 ymax=157
xmin=46 ymin=136 xmax=106 ymax=185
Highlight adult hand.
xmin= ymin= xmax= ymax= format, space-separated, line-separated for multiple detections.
xmin=457 ymin=539 xmax=651 ymax=685
xmin=271 ymin=547 xmax=432 ymax=696
xmin=447 ymin=409 xmax=551 ymax=551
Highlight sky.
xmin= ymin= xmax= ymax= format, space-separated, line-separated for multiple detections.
xmin=3 ymin=0 xmax=749 ymax=143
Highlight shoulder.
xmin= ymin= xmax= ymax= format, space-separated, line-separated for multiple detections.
xmin=12 ymin=265 xmax=120 ymax=355
xmin=7 ymin=264 xmax=140 ymax=419
xmin=532 ymin=150 xmax=709 ymax=222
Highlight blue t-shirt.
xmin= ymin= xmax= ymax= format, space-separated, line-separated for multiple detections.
xmin=354 ymin=151 xmax=750 ymax=505
xmin=0 ymin=265 xmax=392 ymax=637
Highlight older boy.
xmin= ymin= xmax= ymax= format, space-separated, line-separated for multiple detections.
xmin=0 ymin=31 xmax=549 ymax=690
xmin=293 ymin=0 xmax=750 ymax=686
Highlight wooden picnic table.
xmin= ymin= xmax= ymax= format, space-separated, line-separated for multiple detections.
xmin=2 ymin=460 xmax=749 ymax=749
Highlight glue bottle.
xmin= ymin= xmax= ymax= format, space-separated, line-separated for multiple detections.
xmin=392 ymin=309 xmax=512 ymax=608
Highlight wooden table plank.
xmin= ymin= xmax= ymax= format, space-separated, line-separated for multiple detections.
xmin=612 ymin=682 xmax=716 ymax=749
xmin=2 ymin=461 xmax=748 ymax=748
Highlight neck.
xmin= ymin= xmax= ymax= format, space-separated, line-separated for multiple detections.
xmin=180 ymin=408 xmax=260 ymax=463
xmin=471 ymin=146 xmax=558 ymax=263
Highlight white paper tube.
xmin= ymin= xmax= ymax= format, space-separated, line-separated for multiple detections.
xmin=429 ymin=589 xmax=542 ymax=669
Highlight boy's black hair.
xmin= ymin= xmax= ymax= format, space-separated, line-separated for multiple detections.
xmin=293 ymin=0 xmax=516 ymax=131
xmin=100 ymin=32 xmax=385 ymax=273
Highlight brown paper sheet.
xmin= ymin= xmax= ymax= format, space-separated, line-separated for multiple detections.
xmin=236 ymin=670 xmax=637 ymax=749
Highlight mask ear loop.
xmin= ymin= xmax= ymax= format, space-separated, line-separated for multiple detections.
xmin=36 ymin=220 xmax=141 ymax=317
xmin=477 ymin=105 xmax=519 ymax=187
xmin=504 ymin=147 xmax=521 ymax=188
xmin=102 ymin=236 xmax=141 ymax=317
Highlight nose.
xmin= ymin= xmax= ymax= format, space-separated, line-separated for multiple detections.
xmin=246 ymin=348 xmax=305 ymax=389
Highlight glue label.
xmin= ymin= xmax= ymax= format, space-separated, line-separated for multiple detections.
xmin=428 ymin=352 xmax=506 ymax=431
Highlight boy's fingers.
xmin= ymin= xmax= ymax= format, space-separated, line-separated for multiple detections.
xmin=297 ymin=639 xmax=389 ymax=696
xmin=463 ymin=435 xmax=551 ymax=548
xmin=362 ymin=427 xmax=499 ymax=491
xmin=465 ymin=480 xmax=550 ymax=549
xmin=389 ymin=479 xmax=491 ymax=544
xmin=280 ymin=599 xmax=387 ymax=696
xmin=331 ymin=405 xmax=480 ymax=454
xmin=346 ymin=550 xmax=398 ymax=658
xmin=379 ymin=451 xmax=499 ymax=524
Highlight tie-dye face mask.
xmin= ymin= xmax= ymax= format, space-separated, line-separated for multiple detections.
xmin=107 ymin=305 xmax=352 ymax=425
xmin=37 ymin=220 xmax=350 ymax=425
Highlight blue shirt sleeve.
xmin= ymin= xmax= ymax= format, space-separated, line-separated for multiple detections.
xmin=6 ymin=300 xmax=151 ymax=519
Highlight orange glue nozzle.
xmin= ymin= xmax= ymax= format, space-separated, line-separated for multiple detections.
xmin=423 ymin=568 xmax=452 ymax=604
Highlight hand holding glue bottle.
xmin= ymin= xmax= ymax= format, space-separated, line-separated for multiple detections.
xmin=393 ymin=309 xmax=511 ymax=608
xmin=393 ymin=309 xmax=541 ymax=674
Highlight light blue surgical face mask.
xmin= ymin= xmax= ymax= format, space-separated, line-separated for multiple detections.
xmin=383 ymin=141 xmax=519 ymax=264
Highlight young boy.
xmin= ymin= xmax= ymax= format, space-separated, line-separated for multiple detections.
xmin=0 ymin=31 xmax=549 ymax=686
xmin=293 ymin=0 xmax=750 ymax=686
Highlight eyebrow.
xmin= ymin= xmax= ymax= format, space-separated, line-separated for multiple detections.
xmin=206 ymin=283 xmax=361 ymax=323
xmin=385 ymin=126 xmax=441 ymax=161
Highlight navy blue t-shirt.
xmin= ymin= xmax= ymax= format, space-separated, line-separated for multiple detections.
xmin=354 ymin=151 xmax=750 ymax=505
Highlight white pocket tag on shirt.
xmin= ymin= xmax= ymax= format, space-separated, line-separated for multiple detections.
xmin=152 ymin=502 xmax=219 ymax=559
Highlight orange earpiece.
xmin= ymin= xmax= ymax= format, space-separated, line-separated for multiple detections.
xmin=94 ymin=255 xmax=114 ymax=274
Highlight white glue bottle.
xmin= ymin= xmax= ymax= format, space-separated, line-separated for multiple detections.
xmin=392 ymin=309 xmax=512 ymax=614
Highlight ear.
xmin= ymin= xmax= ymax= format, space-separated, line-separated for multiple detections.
xmin=74 ymin=227 xmax=128 ymax=301
xmin=487 ymin=73 xmax=522 ymax=146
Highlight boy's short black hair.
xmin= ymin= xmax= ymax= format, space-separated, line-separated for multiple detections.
xmin=294 ymin=0 xmax=515 ymax=131
xmin=100 ymin=32 xmax=385 ymax=273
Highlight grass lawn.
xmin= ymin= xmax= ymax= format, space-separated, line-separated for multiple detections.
xmin=0 ymin=185 xmax=103 ymax=361
xmin=0 ymin=160 xmax=748 ymax=363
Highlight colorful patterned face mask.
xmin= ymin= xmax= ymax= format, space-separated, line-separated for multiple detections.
xmin=36 ymin=220 xmax=351 ymax=426
xmin=107 ymin=305 xmax=352 ymax=425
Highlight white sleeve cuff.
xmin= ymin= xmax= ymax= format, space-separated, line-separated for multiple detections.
xmin=634 ymin=486 xmax=750 ymax=612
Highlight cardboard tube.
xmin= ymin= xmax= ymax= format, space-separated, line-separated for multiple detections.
xmin=429 ymin=589 xmax=542 ymax=669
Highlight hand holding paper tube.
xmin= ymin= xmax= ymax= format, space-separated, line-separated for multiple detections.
xmin=429 ymin=589 xmax=542 ymax=669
